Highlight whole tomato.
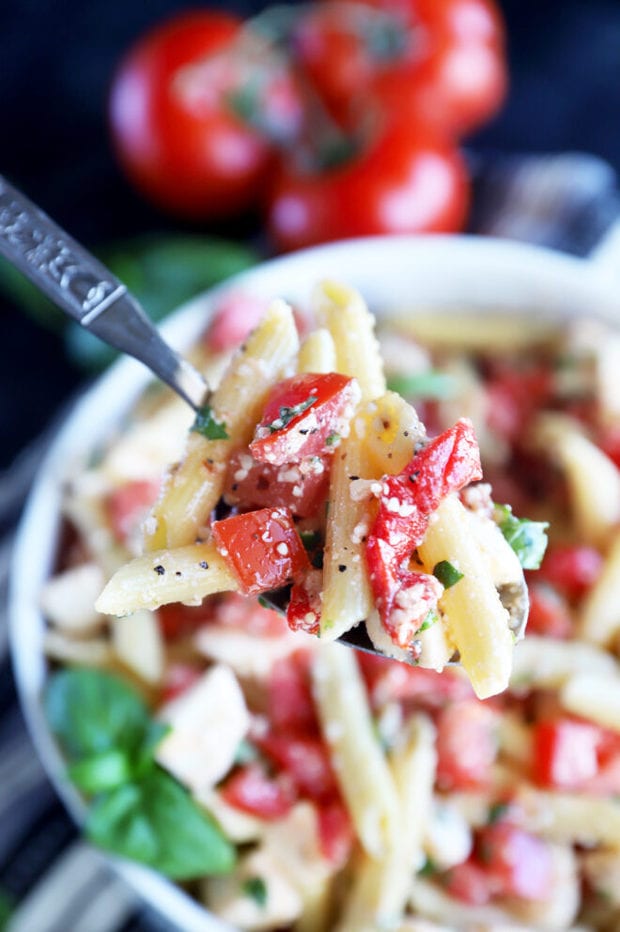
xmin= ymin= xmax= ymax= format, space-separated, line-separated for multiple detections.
xmin=294 ymin=0 xmax=507 ymax=137
xmin=109 ymin=11 xmax=297 ymax=219
xmin=266 ymin=116 xmax=469 ymax=252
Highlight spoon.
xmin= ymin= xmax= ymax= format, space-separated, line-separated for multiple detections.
xmin=0 ymin=174 xmax=529 ymax=661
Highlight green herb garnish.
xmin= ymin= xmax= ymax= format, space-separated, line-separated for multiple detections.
xmin=419 ymin=610 xmax=438 ymax=632
xmin=418 ymin=856 xmax=438 ymax=878
xmin=325 ymin=432 xmax=341 ymax=446
xmin=191 ymin=404 xmax=229 ymax=440
xmin=243 ymin=876 xmax=268 ymax=907
xmin=44 ymin=669 xmax=235 ymax=879
xmin=387 ymin=371 xmax=457 ymax=401
xmin=433 ymin=560 xmax=464 ymax=589
xmin=267 ymin=394 xmax=317 ymax=432
xmin=494 ymin=504 xmax=549 ymax=569
xmin=487 ymin=801 xmax=511 ymax=824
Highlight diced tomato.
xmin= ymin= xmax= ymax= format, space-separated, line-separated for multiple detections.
xmin=537 ymin=544 xmax=603 ymax=602
xmin=317 ymin=799 xmax=354 ymax=868
xmin=267 ymin=651 xmax=318 ymax=735
xmin=157 ymin=601 xmax=215 ymax=639
xmin=257 ymin=733 xmax=338 ymax=802
xmin=525 ymin=583 xmax=573 ymax=639
xmin=443 ymin=859 xmax=493 ymax=906
xmin=436 ymin=701 xmax=498 ymax=791
xmin=366 ymin=419 xmax=482 ymax=647
xmin=286 ymin=570 xmax=322 ymax=635
xmin=214 ymin=592 xmax=289 ymax=637
xmin=205 ymin=291 xmax=269 ymax=353
xmin=105 ymin=479 xmax=160 ymax=544
xmin=250 ymin=372 xmax=360 ymax=465
xmin=221 ymin=764 xmax=295 ymax=819
xmin=485 ymin=365 xmax=552 ymax=444
xmin=476 ymin=822 xmax=553 ymax=901
xmin=358 ymin=653 xmax=474 ymax=709
xmin=224 ymin=447 xmax=330 ymax=518
xmin=600 ymin=423 xmax=620 ymax=470
xmin=212 ymin=507 xmax=311 ymax=595
xmin=533 ymin=717 xmax=620 ymax=790
xmin=160 ymin=663 xmax=203 ymax=703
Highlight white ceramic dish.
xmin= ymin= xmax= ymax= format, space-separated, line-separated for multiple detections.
xmin=9 ymin=233 xmax=620 ymax=931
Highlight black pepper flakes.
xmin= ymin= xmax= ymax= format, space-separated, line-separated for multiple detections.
xmin=349 ymin=475 xmax=359 ymax=481
xmin=154 ymin=564 xmax=165 ymax=575
xmin=338 ymin=564 xmax=347 ymax=572
xmin=199 ymin=560 xmax=209 ymax=569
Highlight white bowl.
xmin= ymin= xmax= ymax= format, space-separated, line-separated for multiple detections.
xmin=9 ymin=233 xmax=620 ymax=931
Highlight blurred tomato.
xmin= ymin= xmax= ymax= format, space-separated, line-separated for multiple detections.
xmin=109 ymin=11 xmax=278 ymax=219
xmin=294 ymin=0 xmax=506 ymax=136
xmin=267 ymin=116 xmax=468 ymax=251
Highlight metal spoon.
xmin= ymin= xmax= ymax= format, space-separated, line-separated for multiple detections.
xmin=0 ymin=174 xmax=529 ymax=662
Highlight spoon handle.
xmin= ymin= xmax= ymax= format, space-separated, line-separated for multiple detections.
xmin=0 ymin=175 xmax=208 ymax=411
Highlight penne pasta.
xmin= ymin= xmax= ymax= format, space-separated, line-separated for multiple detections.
xmin=297 ymin=327 xmax=337 ymax=374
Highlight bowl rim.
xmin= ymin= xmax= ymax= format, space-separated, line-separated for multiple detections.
xmin=9 ymin=232 xmax=620 ymax=930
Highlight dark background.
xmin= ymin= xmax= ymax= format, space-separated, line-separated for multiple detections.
xmin=2 ymin=0 xmax=620 ymax=468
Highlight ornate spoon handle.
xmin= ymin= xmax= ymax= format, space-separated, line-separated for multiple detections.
xmin=0 ymin=175 xmax=208 ymax=410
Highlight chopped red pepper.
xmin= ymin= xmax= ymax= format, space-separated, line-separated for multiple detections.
xmin=366 ymin=418 xmax=482 ymax=648
xmin=250 ymin=371 xmax=360 ymax=465
xmin=212 ymin=506 xmax=310 ymax=595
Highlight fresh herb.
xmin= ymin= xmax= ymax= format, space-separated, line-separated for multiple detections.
xmin=419 ymin=610 xmax=438 ymax=632
xmin=243 ymin=876 xmax=268 ymax=907
xmin=494 ymin=504 xmax=549 ymax=569
xmin=235 ymin=738 xmax=258 ymax=765
xmin=387 ymin=371 xmax=457 ymax=401
xmin=44 ymin=669 xmax=235 ymax=879
xmin=433 ymin=560 xmax=464 ymax=589
xmin=192 ymin=404 xmax=229 ymax=440
xmin=418 ymin=856 xmax=438 ymax=878
xmin=267 ymin=394 xmax=317 ymax=432
xmin=0 ymin=889 xmax=13 ymax=930
xmin=300 ymin=529 xmax=321 ymax=551
xmin=487 ymin=800 xmax=510 ymax=824
xmin=325 ymin=432 xmax=341 ymax=446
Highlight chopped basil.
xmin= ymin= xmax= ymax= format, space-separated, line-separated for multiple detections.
xmin=418 ymin=856 xmax=438 ymax=878
xmin=433 ymin=560 xmax=464 ymax=589
xmin=191 ymin=404 xmax=229 ymax=440
xmin=234 ymin=738 xmax=258 ymax=766
xmin=387 ymin=371 xmax=457 ymax=401
xmin=419 ymin=609 xmax=438 ymax=632
xmin=267 ymin=394 xmax=317 ymax=432
xmin=243 ymin=876 xmax=268 ymax=907
xmin=494 ymin=504 xmax=549 ymax=570
xmin=325 ymin=432 xmax=341 ymax=446
xmin=300 ymin=529 xmax=321 ymax=551
xmin=487 ymin=800 xmax=511 ymax=824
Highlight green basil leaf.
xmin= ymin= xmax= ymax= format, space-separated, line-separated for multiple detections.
xmin=68 ymin=750 xmax=132 ymax=794
xmin=433 ymin=560 xmax=464 ymax=589
xmin=494 ymin=504 xmax=549 ymax=570
xmin=86 ymin=768 xmax=236 ymax=880
xmin=267 ymin=394 xmax=317 ymax=432
xmin=44 ymin=669 xmax=151 ymax=761
xmin=386 ymin=371 xmax=457 ymax=401
xmin=192 ymin=404 xmax=229 ymax=440
xmin=243 ymin=876 xmax=268 ymax=907
xmin=419 ymin=609 xmax=438 ymax=632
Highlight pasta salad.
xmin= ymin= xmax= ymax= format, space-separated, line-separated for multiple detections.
xmin=40 ymin=283 xmax=620 ymax=930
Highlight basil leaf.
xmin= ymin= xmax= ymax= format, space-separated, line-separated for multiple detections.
xmin=387 ymin=371 xmax=457 ymax=401
xmin=44 ymin=669 xmax=151 ymax=761
xmin=243 ymin=876 xmax=268 ymax=907
xmin=419 ymin=609 xmax=438 ymax=632
xmin=68 ymin=750 xmax=132 ymax=795
xmin=86 ymin=768 xmax=236 ymax=880
xmin=267 ymin=394 xmax=317 ymax=432
xmin=433 ymin=561 xmax=464 ymax=589
xmin=494 ymin=504 xmax=549 ymax=570
xmin=192 ymin=404 xmax=229 ymax=440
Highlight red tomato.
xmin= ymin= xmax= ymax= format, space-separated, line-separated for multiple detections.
xmin=267 ymin=652 xmax=318 ymax=735
xmin=105 ymin=479 xmax=160 ymax=545
xmin=250 ymin=372 xmax=360 ymax=465
xmin=317 ymin=799 xmax=354 ymax=867
xmin=435 ymin=701 xmax=498 ymax=790
xmin=109 ymin=11 xmax=278 ymax=219
xmin=533 ymin=717 xmax=620 ymax=790
xmin=294 ymin=0 xmax=506 ymax=137
xmin=221 ymin=763 xmax=295 ymax=819
xmin=224 ymin=447 xmax=330 ymax=519
xmin=366 ymin=419 xmax=481 ymax=645
xmin=157 ymin=601 xmax=215 ymax=640
xmin=476 ymin=822 xmax=553 ymax=901
xmin=214 ymin=592 xmax=289 ymax=637
xmin=526 ymin=583 xmax=573 ymax=640
xmin=212 ymin=507 xmax=310 ymax=595
xmin=443 ymin=859 xmax=492 ymax=906
xmin=358 ymin=653 xmax=474 ymax=708
xmin=257 ymin=733 xmax=339 ymax=801
xmin=266 ymin=117 xmax=469 ymax=252
xmin=205 ymin=292 xmax=270 ymax=353
xmin=537 ymin=545 xmax=603 ymax=602
xmin=287 ymin=570 xmax=323 ymax=635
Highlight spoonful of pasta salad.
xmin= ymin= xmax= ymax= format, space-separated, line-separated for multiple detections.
xmin=93 ymin=280 xmax=543 ymax=699
xmin=0 ymin=176 xmax=540 ymax=697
